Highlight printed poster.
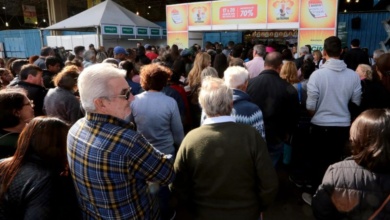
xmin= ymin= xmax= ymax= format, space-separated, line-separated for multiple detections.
xmin=167 ymin=32 xmax=189 ymax=49
xmin=299 ymin=29 xmax=336 ymax=51
xmin=211 ymin=0 xmax=266 ymax=25
xmin=22 ymin=5 xmax=37 ymax=24
xmin=300 ymin=0 xmax=337 ymax=29
xmin=166 ymin=4 xmax=189 ymax=32
xmin=268 ymin=0 xmax=300 ymax=23
xmin=188 ymin=2 xmax=212 ymax=26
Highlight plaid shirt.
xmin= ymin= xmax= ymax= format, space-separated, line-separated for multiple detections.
xmin=67 ymin=113 xmax=175 ymax=220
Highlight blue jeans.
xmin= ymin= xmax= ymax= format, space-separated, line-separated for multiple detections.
xmin=267 ymin=142 xmax=284 ymax=167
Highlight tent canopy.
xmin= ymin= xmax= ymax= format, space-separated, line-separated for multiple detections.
xmin=45 ymin=0 xmax=161 ymax=30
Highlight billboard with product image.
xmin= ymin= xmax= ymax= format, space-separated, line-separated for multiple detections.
xmin=166 ymin=0 xmax=338 ymax=49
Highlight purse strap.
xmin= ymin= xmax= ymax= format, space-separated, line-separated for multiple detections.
xmin=369 ymin=193 xmax=390 ymax=220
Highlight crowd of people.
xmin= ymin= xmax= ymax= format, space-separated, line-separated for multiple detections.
xmin=0 ymin=36 xmax=390 ymax=219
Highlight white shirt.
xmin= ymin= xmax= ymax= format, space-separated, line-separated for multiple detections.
xmin=245 ymin=56 xmax=265 ymax=78
xmin=203 ymin=116 xmax=236 ymax=125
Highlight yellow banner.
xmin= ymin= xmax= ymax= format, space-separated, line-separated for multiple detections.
xmin=268 ymin=0 xmax=300 ymax=23
xmin=188 ymin=2 xmax=212 ymax=26
xmin=87 ymin=0 xmax=101 ymax=8
xmin=22 ymin=5 xmax=37 ymax=24
xmin=167 ymin=32 xmax=189 ymax=49
xmin=166 ymin=4 xmax=189 ymax=32
xmin=299 ymin=29 xmax=336 ymax=51
xmin=211 ymin=0 xmax=267 ymax=25
xmin=300 ymin=0 xmax=337 ymax=29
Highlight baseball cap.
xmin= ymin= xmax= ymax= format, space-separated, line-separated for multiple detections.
xmin=114 ymin=46 xmax=128 ymax=55
xmin=180 ymin=48 xmax=194 ymax=57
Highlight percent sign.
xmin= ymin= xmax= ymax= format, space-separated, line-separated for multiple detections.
xmin=240 ymin=9 xmax=254 ymax=17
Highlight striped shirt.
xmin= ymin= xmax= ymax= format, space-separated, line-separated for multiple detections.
xmin=67 ymin=113 xmax=175 ymax=220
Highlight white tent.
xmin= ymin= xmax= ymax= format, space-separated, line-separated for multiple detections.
xmin=45 ymin=0 xmax=165 ymax=49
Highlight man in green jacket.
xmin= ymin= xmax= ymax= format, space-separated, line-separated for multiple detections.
xmin=172 ymin=77 xmax=278 ymax=220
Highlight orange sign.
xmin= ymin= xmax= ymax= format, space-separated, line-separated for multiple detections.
xmin=268 ymin=0 xmax=299 ymax=23
xmin=300 ymin=0 xmax=337 ymax=29
xmin=189 ymin=2 xmax=212 ymax=26
xmin=166 ymin=4 xmax=188 ymax=32
xmin=167 ymin=32 xmax=189 ymax=49
xmin=299 ymin=29 xmax=336 ymax=51
xmin=211 ymin=0 xmax=266 ymax=25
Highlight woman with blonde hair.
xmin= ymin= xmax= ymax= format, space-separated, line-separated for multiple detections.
xmin=187 ymin=52 xmax=211 ymax=128
xmin=280 ymin=61 xmax=299 ymax=84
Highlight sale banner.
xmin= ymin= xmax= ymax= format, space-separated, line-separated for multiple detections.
xmin=300 ymin=0 xmax=337 ymax=29
xmin=166 ymin=4 xmax=189 ymax=32
xmin=211 ymin=0 xmax=266 ymax=25
xmin=189 ymin=2 xmax=212 ymax=26
xmin=299 ymin=29 xmax=336 ymax=51
xmin=167 ymin=32 xmax=189 ymax=49
xmin=268 ymin=0 xmax=299 ymax=23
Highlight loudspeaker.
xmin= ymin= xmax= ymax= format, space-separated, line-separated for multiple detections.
xmin=351 ymin=17 xmax=361 ymax=29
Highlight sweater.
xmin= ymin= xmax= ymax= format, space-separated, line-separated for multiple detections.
xmin=306 ymin=58 xmax=362 ymax=127
xmin=130 ymin=91 xmax=184 ymax=155
xmin=172 ymin=121 xmax=278 ymax=220
xmin=312 ymin=158 xmax=390 ymax=220
xmin=232 ymin=89 xmax=265 ymax=139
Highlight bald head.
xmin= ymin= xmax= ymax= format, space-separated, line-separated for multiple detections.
xmin=264 ymin=52 xmax=283 ymax=71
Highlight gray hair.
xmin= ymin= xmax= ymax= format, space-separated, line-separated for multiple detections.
xmin=201 ymin=67 xmax=219 ymax=82
xmin=96 ymin=51 xmax=107 ymax=63
xmin=78 ymin=63 xmax=125 ymax=112
xmin=373 ymin=49 xmax=385 ymax=60
xmin=300 ymin=46 xmax=309 ymax=55
xmin=253 ymin=44 xmax=266 ymax=57
xmin=224 ymin=66 xmax=249 ymax=89
xmin=84 ymin=50 xmax=96 ymax=62
xmin=358 ymin=64 xmax=373 ymax=80
xmin=199 ymin=77 xmax=233 ymax=117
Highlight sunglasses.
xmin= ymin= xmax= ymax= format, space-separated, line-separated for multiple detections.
xmin=115 ymin=87 xmax=132 ymax=100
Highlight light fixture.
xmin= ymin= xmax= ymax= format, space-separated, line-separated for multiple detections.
xmin=148 ymin=6 xmax=151 ymax=9
xmin=344 ymin=9 xmax=347 ymax=12
xmin=136 ymin=11 xmax=139 ymax=15
xmin=355 ymin=0 xmax=359 ymax=2
xmin=346 ymin=0 xmax=350 ymax=2
xmin=2 ymin=6 xmax=5 ymax=10
xmin=147 ymin=12 xmax=149 ymax=15
xmin=5 ymin=22 xmax=8 ymax=27
xmin=43 ymin=18 xmax=46 ymax=22
xmin=35 ymin=21 xmax=38 ymax=25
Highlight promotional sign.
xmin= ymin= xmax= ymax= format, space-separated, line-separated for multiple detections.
xmin=22 ymin=5 xmax=37 ymax=24
xmin=136 ymin=27 xmax=149 ymax=36
xmin=211 ymin=0 xmax=266 ymax=25
xmin=166 ymin=4 xmax=189 ymax=31
xmin=102 ymin=25 xmax=119 ymax=35
xmin=300 ymin=0 xmax=337 ymax=29
xmin=299 ymin=29 xmax=335 ymax=51
xmin=167 ymin=32 xmax=189 ymax=49
xmin=121 ymin=26 xmax=134 ymax=35
xmin=188 ymin=2 xmax=212 ymax=26
xmin=253 ymin=30 xmax=298 ymax=38
xmin=267 ymin=0 xmax=300 ymax=24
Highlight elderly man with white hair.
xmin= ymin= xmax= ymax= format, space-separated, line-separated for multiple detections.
xmin=295 ymin=46 xmax=309 ymax=70
xmin=67 ymin=63 xmax=175 ymax=219
xmin=224 ymin=66 xmax=265 ymax=139
xmin=172 ymin=77 xmax=278 ymax=219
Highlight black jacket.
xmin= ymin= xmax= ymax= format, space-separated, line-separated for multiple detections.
xmin=312 ymin=159 xmax=390 ymax=220
xmin=247 ymin=69 xmax=300 ymax=145
xmin=0 ymin=155 xmax=81 ymax=220
xmin=42 ymin=70 xmax=56 ymax=89
xmin=343 ymin=48 xmax=370 ymax=71
xmin=9 ymin=81 xmax=47 ymax=116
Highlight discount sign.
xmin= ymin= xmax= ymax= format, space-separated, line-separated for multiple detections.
xmin=219 ymin=4 xmax=257 ymax=20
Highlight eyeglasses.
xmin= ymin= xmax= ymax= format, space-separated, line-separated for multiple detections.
xmin=24 ymin=100 xmax=34 ymax=107
xmin=111 ymin=87 xmax=132 ymax=100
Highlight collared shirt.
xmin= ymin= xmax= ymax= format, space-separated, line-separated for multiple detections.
xmin=246 ymin=56 xmax=265 ymax=79
xmin=203 ymin=115 xmax=236 ymax=125
xmin=67 ymin=113 xmax=175 ymax=220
